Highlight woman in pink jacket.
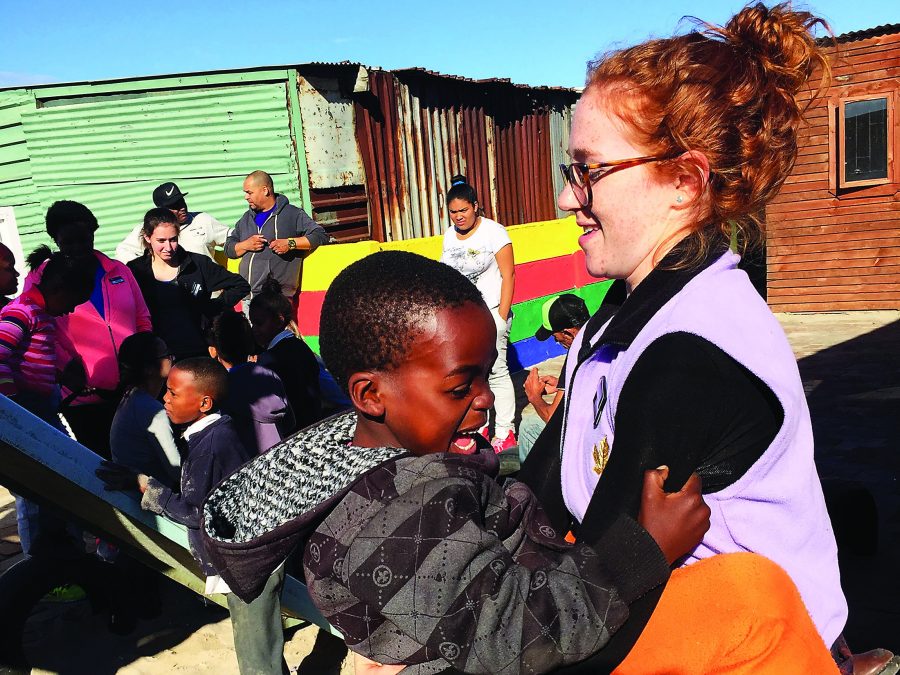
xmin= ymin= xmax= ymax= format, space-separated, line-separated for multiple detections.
xmin=25 ymin=201 xmax=152 ymax=458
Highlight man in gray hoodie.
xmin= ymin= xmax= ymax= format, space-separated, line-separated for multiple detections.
xmin=225 ymin=171 xmax=328 ymax=302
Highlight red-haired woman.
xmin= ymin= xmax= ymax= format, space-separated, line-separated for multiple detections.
xmin=517 ymin=2 xmax=883 ymax=673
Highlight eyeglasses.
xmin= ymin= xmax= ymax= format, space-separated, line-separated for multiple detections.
xmin=559 ymin=155 xmax=675 ymax=209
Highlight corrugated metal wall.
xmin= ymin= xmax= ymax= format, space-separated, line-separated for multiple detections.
xmin=16 ymin=83 xmax=300 ymax=256
xmin=549 ymin=104 xmax=573 ymax=219
xmin=354 ymin=70 xmax=578 ymax=242
xmin=1 ymin=65 xmax=580 ymax=252
xmin=296 ymin=71 xmax=369 ymax=241
xmin=0 ymin=91 xmax=44 ymax=249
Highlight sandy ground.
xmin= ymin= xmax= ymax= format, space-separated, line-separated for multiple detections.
xmin=0 ymin=485 xmax=353 ymax=675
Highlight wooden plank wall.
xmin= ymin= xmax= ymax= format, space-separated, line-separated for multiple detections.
xmin=767 ymin=30 xmax=900 ymax=312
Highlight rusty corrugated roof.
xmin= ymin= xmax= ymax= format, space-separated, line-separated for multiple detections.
xmin=828 ymin=23 xmax=900 ymax=44
xmin=389 ymin=66 xmax=578 ymax=93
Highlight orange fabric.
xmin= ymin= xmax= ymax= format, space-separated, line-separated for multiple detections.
xmin=613 ymin=553 xmax=838 ymax=675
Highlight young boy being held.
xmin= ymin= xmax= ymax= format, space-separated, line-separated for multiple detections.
xmin=203 ymin=251 xmax=836 ymax=675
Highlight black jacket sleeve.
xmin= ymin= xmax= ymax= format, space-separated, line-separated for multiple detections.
xmin=194 ymin=255 xmax=251 ymax=314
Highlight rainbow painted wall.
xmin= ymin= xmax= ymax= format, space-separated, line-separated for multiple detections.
xmin=293 ymin=217 xmax=612 ymax=371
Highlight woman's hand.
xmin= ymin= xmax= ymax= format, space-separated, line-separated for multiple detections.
xmin=353 ymin=653 xmax=405 ymax=674
xmin=638 ymin=467 xmax=710 ymax=565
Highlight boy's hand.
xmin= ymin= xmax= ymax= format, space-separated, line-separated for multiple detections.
xmin=95 ymin=461 xmax=143 ymax=492
xmin=353 ymin=653 xmax=405 ymax=674
xmin=638 ymin=467 xmax=710 ymax=565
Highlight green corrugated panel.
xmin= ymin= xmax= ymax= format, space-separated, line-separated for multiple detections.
xmin=21 ymin=84 xmax=295 ymax=185
xmin=16 ymin=82 xmax=304 ymax=257
xmin=0 ymin=91 xmax=42 ymax=258
xmin=0 ymin=90 xmax=34 ymax=185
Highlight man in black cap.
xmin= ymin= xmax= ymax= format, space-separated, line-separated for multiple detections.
xmin=114 ymin=182 xmax=231 ymax=262
xmin=519 ymin=293 xmax=590 ymax=460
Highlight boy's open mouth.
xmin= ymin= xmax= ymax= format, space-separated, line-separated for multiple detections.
xmin=450 ymin=430 xmax=481 ymax=455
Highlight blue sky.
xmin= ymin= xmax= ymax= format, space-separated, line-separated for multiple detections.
xmin=1 ymin=0 xmax=896 ymax=89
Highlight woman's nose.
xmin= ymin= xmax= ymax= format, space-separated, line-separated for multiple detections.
xmin=557 ymin=181 xmax=580 ymax=212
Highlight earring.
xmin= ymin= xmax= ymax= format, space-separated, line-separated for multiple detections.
xmin=675 ymin=194 xmax=684 ymax=204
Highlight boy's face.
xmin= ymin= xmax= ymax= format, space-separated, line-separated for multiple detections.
xmin=164 ymin=367 xmax=212 ymax=425
xmin=354 ymin=301 xmax=497 ymax=455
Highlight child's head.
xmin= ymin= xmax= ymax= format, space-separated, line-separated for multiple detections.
xmin=27 ymin=245 xmax=94 ymax=316
xmin=118 ymin=332 xmax=172 ymax=389
xmin=248 ymin=276 xmax=292 ymax=348
xmin=163 ymin=357 xmax=228 ymax=426
xmin=206 ymin=310 xmax=255 ymax=367
xmin=320 ymin=251 xmax=496 ymax=455
xmin=0 ymin=243 xmax=19 ymax=297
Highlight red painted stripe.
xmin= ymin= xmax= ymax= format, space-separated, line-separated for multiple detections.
xmin=511 ymin=255 xmax=579 ymax=304
xmin=296 ymin=291 xmax=325 ymax=336
xmin=573 ymin=249 xmax=605 ymax=288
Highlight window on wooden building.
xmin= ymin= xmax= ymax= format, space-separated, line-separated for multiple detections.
xmin=837 ymin=95 xmax=893 ymax=188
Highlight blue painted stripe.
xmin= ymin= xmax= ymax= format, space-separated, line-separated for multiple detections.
xmin=508 ymin=335 xmax=567 ymax=372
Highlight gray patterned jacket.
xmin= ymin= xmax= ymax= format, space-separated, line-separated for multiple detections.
xmin=203 ymin=413 xmax=668 ymax=674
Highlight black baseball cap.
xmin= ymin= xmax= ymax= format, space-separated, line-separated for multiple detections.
xmin=152 ymin=182 xmax=188 ymax=208
xmin=534 ymin=293 xmax=590 ymax=341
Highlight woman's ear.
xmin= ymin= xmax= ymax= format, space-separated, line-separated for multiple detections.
xmin=347 ymin=371 xmax=385 ymax=419
xmin=673 ymin=150 xmax=710 ymax=206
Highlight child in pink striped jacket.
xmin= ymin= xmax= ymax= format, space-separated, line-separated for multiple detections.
xmin=0 ymin=247 xmax=94 ymax=421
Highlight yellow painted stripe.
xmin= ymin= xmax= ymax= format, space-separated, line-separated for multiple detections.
xmin=379 ymin=234 xmax=443 ymax=260
xmin=301 ymin=240 xmax=380 ymax=292
xmin=507 ymin=216 xmax=581 ymax=264
xmin=293 ymin=216 xmax=581 ymax=292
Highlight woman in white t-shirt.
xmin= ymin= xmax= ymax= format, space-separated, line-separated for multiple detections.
xmin=440 ymin=174 xmax=517 ymax=453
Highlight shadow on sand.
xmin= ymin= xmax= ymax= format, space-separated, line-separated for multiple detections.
xmin=798 ymin=318 xmax=900 ymax=653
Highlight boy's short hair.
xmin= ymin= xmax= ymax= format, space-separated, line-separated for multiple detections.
xmin=320 ymin=251 xmax=485 ymax=392
xmin=174 ymin=357 xmax=228 ymax=406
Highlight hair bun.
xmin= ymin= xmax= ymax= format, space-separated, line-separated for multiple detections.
xmin=720 ymin=2 xmax=828 ymax=97
xmin=450 ymin=174 xmax=468 ymax=187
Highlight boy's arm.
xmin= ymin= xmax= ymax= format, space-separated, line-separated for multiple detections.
xmin=308 ymin=473 xmax=670 ymax=674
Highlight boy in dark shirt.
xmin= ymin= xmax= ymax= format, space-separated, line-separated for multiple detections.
xmin=203 ymin=251 xmax=835 ymax=675
xmin=98 ymin=357 xmax=251 ymax=575
xmin=98 ymin=358 xmax=288 ymax=674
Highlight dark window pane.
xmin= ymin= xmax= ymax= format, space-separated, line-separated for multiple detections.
xmin=844 ymin=98 xmax=888 ymax=182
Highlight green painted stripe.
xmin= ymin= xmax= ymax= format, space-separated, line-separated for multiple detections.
xmin=508 ymin=279 xmax=613 ymax=343
xmin=303 ymin=334 xmax=320 ymax=355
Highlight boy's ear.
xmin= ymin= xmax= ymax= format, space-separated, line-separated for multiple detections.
xmin=207 ymin=345 xmax=218 ymax=359
xmin=199 ymin=394 xmax=214 ymax=414
xmin=347 ymin=371 xmax=385 ymax=419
